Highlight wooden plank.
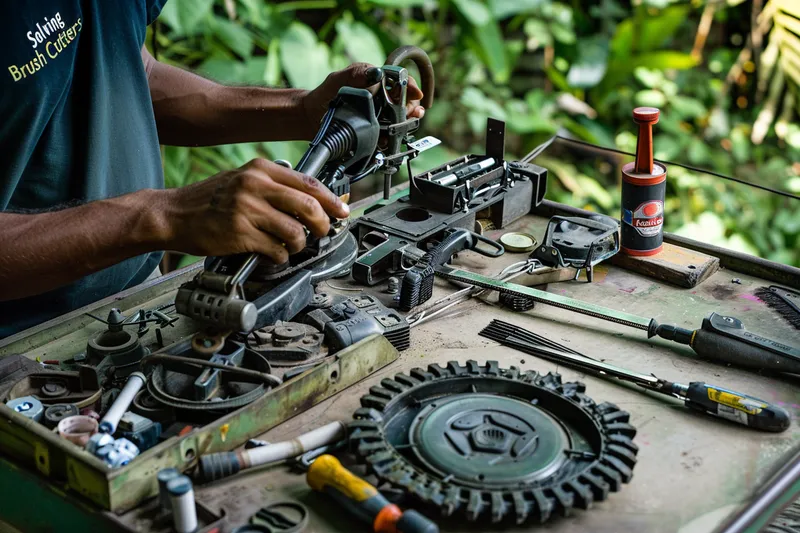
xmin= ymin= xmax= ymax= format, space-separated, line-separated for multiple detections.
xmin=610 ymin=242 xmax=720 ymax=288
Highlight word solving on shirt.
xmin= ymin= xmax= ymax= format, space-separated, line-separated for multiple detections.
xmin=7 ymin=12 xmax=83 ymax=82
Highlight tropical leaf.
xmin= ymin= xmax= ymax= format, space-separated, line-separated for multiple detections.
xmin=752 ymin=0 xmax=799 ymax=144
xmin=566 ymin=36 xmax=609 ymax=88
xmin=611 ymin=5 xmax=691 ymax=57
xmin=489 ymin=0 xmax=544 ymax=20
xmin=279 ymin=22 xmax=331 ymax=89
xmin=335 ymin=19 xmax=385 ymax=66
xmin=159 ymin=0 xmax=215 ymax=36
xmin=208 ymin=16 xmax=254 ymax=59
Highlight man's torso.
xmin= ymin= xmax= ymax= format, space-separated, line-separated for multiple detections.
xmin=0 ymin=0 xmax=167 ymax=337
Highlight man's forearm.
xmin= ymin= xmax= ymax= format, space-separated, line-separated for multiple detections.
xmin=0 ymin=190 xmax=168 ymax=301
xmin=144 ymin=48 xmax=311 ymax=146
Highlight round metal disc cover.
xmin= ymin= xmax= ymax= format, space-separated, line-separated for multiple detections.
xmin=348 ymin=360 xmax=639 ymax=525
xmin=409 ymin=393 xmax=568 ymax=488
xmin=499 ymin=232 xmax=537 ymax=253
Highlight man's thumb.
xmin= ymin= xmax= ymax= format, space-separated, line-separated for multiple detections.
xmin=342 ymin=63 xmax=381 ymax=89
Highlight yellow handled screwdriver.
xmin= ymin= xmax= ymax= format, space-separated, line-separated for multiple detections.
xmin=307 ymin=455 xmax=439 ymax=533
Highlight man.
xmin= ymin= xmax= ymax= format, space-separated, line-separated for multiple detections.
xmin=0 ymin=2 xmax=424 ymax=337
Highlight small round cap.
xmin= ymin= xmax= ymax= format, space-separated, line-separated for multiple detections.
xmin=158 ymin=468 xmax=180 ymax=484
xmin=166 ymin=475 xmax=193 ymax=496
xmin=499 ymin=232 xmax=538 ymax=253
xmin=633 ymin=107 xmax=659 ymax=123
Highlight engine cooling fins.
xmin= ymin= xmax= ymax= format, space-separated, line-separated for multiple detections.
xmin=347 ymin=360 xmax=638 ymax=525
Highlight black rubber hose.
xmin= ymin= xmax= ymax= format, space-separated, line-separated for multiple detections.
xmin=198 ymin=451 xmax=241 ymax=482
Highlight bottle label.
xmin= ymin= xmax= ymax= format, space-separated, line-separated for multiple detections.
xmin=622 ymin=200 xmax=663 ymax=237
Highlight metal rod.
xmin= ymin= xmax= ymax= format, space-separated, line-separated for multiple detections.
xmin=714 ymin=446 xmax=800 ymax=533
xmin=438 ymin=267 xmax=654 ymax=331
xmin=479 ymin=322 xmax=660 ymax=387
xmin=482 ymin=320 xmax=588 ymax=358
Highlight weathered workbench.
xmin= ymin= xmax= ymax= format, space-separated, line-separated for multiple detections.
xmin=1 ymin=209 xmax=798 ymax=533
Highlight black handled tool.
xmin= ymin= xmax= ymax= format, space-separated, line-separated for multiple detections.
xmin=439 ymin=266 xmax=800 ymax=374
xmin=480 ymin=320 xmax=791 ymax=432
xmin=399 ymin=229 xmax=503 ymax=311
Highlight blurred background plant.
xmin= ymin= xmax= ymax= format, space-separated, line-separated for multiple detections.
xmin=149 ymin=0 xmax=800 ymax=267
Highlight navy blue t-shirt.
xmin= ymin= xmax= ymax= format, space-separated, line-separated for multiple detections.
xmin=0 ymin=1 xmax=167 ymax=337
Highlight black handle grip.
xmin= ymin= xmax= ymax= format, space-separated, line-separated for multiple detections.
xmin=691 ymin=327 xmax=800 ymax=374
xmin=683 ymin=382 xmax=790 ymax=432
xmin=399 ymin=229 xmax=494 ymax=311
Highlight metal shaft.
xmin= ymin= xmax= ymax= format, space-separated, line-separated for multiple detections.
xmin=714 ymin=446 xmax=800 ymax=533
xmin=480 ymin=322 xmax=660 ymax=388
xmin=438 ymin=267 xmax=653 ymax=331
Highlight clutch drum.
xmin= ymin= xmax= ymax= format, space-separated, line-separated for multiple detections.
xmin=408 ymin=393 xmax=570 ymax=489
xmin=349 ymin=360 xmax=638 ymax=525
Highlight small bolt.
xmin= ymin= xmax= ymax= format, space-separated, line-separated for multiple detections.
xmin=724 ymin=316 xmax=735 ymax=323
xmin=386 ymin=277 xmax=400 ymax=294
xmin=551 ymin=249 xmax=557 ymax=256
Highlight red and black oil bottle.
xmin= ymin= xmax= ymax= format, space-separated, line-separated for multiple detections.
xmin=621 ymin=107 xmax=666 ymax=256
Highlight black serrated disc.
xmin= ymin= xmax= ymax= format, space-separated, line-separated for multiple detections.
xmin=348 ymin=360 xmax=638 ymax=525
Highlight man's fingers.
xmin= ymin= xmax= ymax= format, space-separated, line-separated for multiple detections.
xmin=407 ymin=76 xmax=424 ymax=101
xmin=406 ymin=76 xmax=425 ymax=118
xmin=252 ymin=205 xmax=308 ymax=254
xmin=256 ymin=160 xmax=350 ymax=219
xmin=338 ymin=62 xmax=378 ymax=89
xmin=262 ymin=182 xmax=331 ymax=237
xmin=247 ymin=232 xmax=289 ymax=264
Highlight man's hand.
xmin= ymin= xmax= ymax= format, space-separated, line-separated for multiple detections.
xmin=301 ymin=63 xmax=425 ymax=138
xmin=160 ymin=159 xmax=350 ymax=264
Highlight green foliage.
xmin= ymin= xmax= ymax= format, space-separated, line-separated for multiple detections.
xmin=153 ymin=0 xmax=799 ymax=266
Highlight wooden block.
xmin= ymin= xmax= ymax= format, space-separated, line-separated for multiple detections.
xmin=610 ymin=242 xmax=719 ymax=288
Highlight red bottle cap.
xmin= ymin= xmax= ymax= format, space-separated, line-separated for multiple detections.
xmin=633 ymin=107 xmax=659 ymax=123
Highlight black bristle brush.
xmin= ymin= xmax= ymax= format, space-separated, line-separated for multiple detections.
xmin=754 ymin=286 xmax=800 ymax=330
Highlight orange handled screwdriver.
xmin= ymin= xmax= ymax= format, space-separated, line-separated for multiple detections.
xmin=307 ymin=455 xmax=438 ymax=533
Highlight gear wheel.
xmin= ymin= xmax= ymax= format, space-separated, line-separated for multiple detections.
xmin=348 ymin=360 xmax=638 ymax=525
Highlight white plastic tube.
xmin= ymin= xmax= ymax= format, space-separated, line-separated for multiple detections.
xmin=167 ymin=475 xmax=197 ymax=533
xmin=242 ymin=420 xmax=346 ymax=468
xmin=99 ymin=372 xmax=146 ymax=434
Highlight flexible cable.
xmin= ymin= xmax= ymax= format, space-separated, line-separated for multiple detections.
xmin=522 ymin=135 xmax=799 ymax=201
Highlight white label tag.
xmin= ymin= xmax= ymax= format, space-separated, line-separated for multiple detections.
xmin=716 ymin=404 xmax=748 ymax=425
xmin=408 ymin=136 xmax=441 ymax=152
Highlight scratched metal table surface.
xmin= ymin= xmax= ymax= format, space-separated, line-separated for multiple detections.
xmin=2 ymin=213 xmax=798 ymax=533
xmin=149 ymin=214 xmax=799 ymax=533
